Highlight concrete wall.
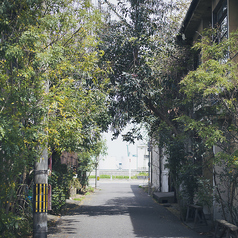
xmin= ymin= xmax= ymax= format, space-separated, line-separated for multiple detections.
xmin=151 ymin=145 xmax=169 ymax=193
xmin=137 ymin=145 xmax=149 ymax=171
xmin=151 ymin=145 xmax=160 ymax=190
xmin=160 ymin=148 xmax=169 ymax=193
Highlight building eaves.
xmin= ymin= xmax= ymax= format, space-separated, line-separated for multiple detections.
xmin=180 ymin=0 xmax=212 ymax=42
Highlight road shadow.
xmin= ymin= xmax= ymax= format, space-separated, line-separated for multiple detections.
xmin=47 ymin=217 xmax=78 ymax=235
xmin=48 ymin=184 xmax=206 ymax=238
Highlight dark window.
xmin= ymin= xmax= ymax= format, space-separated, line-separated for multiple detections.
xmin=213 ymin=0 xmax=228 ymax=42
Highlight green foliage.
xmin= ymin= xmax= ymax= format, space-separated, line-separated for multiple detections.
xmin=0 ymin=0 xmax=47 ymax=233
xmin=86 ymin=186 xmax=95 ymax=193
xmin=137 ymin=172 xmax=148 ymax=176
xmin=88 ymin=175 xmax=96 ymax=179
xmin=115 ymin=175 xmax=129 ymax=179
xmin=100 ymin=0 xmax=191 ymax=140
xmin=77 ymin=138 xmax=107 ymax=189
xmin=98 ymin=174 xmax=111 ymax=179
xmin=180 ymin=29 xmax=238 ymax=151
xmin=69 ymin=177 xmax=82 ymax=191
xmin=0 ymin=207 xmax=33 ymax=238
xmin=179 ymin=161 xmax=201 ymax=205
xmin=194 ymin=178 xmax=213 ymax=210
xmin=212 ymin=151 xmax=238 ymax=223
xmin=73 ymin=197 xmax=83 ymax=201
xmin=0 ymin=0 xmax=110 ymax=232
xmin=177 ymin=115 xmax=226 ymax=148
xmin=49 ymin=170 xmax=73 ymax=214
xmin=180 ymin=28 xmax=238 ymax=222
xmin=92 ymin=173 xmax=147 ymax=179
xmin=100 ymin=0 xmax=199 ymax=213
xmin=0 ymin=210 xmax=22 ymax=238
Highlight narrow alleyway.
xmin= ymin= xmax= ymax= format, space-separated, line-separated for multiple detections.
xmin=48 ymin=180 xmax=210 ymax=238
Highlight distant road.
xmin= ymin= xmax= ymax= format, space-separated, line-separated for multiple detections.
xmin=48 ymin=180 xmax=208 ymax=238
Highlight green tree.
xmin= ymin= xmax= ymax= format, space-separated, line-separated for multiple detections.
xmin=99 ymin=0 xmax=199 ymax=208
xmin=180 ymin=29 xmax=238 ymax=223
xmin=99 ymin=0 xmax=190 ymax=139
xmin=0 ymin=0 xmax=109 ymax=235
xmin=77 ymin=138 xmax=107 ymax=189
xmin=0 ymin=1 xmax=48 ymax=235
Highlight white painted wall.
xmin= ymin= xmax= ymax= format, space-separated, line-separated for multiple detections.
xmin=161 ymin=148 xmax=169 ymax=192
xmin=151 ymin=145 xmax=169 ymax=192
xmin=137 ymin=145 xmax=149 ymax=171
xmin=151 ymin=145 xmax=160 ymax=190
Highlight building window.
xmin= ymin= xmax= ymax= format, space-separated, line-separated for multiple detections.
xmin=213 ymin=0 xmax=228 ymax=42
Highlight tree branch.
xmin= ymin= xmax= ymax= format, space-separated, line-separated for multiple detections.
xmin=103 ymin=0 xmax=132 ymax=29
xmin=146 ymin=97 xmax=179 ymax=136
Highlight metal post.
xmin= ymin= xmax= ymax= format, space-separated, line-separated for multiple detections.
xmin=95 ymin=157 xmax=98 ymax=189
xmin=148 ymin=141 xmax=151 ymax=195
xmin=33 ymin=147 xmax=48 ymax=238
xmin=129 ymin=158 xmax=131 ymax=180
xmin=148 ymin=151 xmax=150 ymax=195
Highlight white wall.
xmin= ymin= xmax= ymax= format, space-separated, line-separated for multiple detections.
xmin=137 ymin=145 xmax=149 ymax=171
xmin=151 ymin=145 xmax=160 ymax=190
xmin=151 ymin=145 xmax=169 ymax=192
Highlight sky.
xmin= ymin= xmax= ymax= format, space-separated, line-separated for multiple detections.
xmin=103 ymin=130 xmax=138 ymax=160
xmin=99 ymin=124 xmax=148 ymax=170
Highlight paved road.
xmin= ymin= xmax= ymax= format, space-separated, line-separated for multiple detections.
xmin=48 ymin=180 xmax=208 ymax=238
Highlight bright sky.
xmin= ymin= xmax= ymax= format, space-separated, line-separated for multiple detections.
xmin=103 ymin=131 xmax=136 ymax=160
xmin=101 ymin=124 xmax=148 ymax=165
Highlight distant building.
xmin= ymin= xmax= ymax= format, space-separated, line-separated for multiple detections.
xmin=98 ymin=142 xmax=149 ymax=174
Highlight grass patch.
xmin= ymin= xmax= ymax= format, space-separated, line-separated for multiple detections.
xmin=115 ymin=175 xmax=129 ymax=179
xmin=137 ymin=172 xmax=148 ymax=176
xmin=87 ymin=186 xmax=94 ymax=193
xmin=99 ymin=174 xmax=111 ymax=179
xmin=98 ymin=175 xmax=130 ymax=179
xmin=72 ymin=186 xmax=94 ymax=201
xmin=73 ymin=197 xmax=83 ymax=201
xmin=89 ymin=173 xmax=148 ymax=180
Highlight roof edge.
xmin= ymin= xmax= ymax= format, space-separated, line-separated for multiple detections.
xmin=179 ymin=0 xmax=200 ymax=35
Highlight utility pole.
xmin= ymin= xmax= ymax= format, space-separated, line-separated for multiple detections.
xmin=33 ymin=147 xmax=48 ymax=238
xmin=33 ymin=79 xmax=49 ymax=238
xmin=147 ymin=141 xmax=151 ymax=195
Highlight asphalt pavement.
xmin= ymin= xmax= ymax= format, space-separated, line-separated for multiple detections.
xmin=48 ymin=179 xmax=210 ymax=238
